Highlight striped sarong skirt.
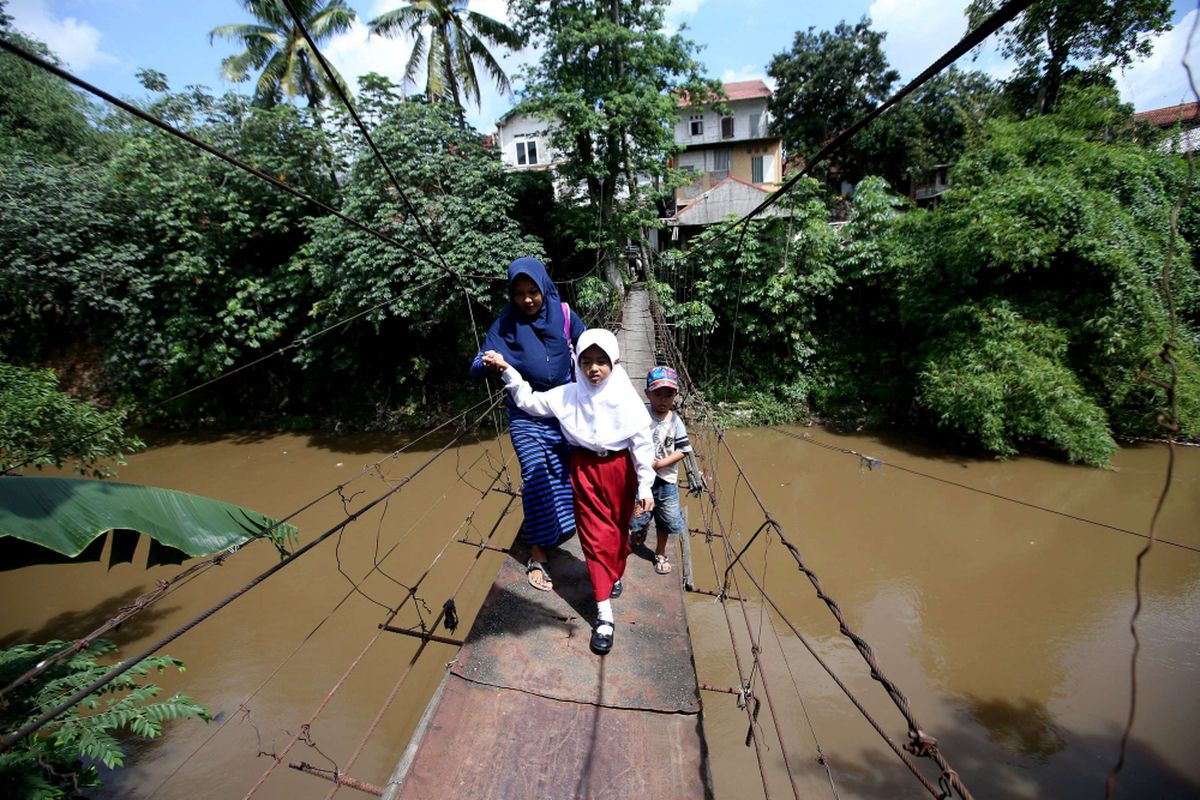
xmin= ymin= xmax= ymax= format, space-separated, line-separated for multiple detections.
xmin=509 ymin=407 xmax=576 ymax=549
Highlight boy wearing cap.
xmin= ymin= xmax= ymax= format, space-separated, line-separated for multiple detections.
xmin=630 ymin=366 xmax=692 ymax=574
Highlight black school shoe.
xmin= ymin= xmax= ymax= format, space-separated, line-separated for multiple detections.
xmin=610 ymin=579 xmax=623 ymax=598
xmin=590 ymin=621 xmax=614 ymax=655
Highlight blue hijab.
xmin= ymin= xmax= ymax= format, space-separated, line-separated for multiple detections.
xmin=482 ymin=257 xmax=573 ymax=391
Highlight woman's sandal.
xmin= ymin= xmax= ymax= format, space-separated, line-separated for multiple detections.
xmin=654 ymin=555 xmax=672 ymax=575
xmin=590 ymin=621 xmax=614 ymax=655
xmin=526 ymin=560 xmax=552 ymax=591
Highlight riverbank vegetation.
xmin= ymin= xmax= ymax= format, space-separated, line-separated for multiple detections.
xmin=0 ymin=0 xmax=1194 ymax=469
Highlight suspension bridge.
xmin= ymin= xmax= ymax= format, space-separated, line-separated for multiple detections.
xmin=0 ymin=0 xmax=1183 ymax=795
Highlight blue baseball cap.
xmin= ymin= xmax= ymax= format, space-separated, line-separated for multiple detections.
xmin=646 ymin=366 xmax=679 ymax=392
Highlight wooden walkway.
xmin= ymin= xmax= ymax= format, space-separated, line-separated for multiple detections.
xmin=381 ymin=286 xmax=712 ymax=799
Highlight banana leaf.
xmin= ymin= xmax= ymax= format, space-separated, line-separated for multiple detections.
xmin=0 ymin=477 xmax=298 ymax=559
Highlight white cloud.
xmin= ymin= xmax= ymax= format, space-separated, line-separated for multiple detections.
xmin=7 ymin=0 xmax=117 ymax=70
xmin=664 ymin=0 xmax=707 ymax=34
xmin=870 ymin=0 xmax=1012 ymax=82
xmin=1117 ymin=10 xmax=1200 ymax=111
xmin=322 ymin=19 xmax=415 ymax=95
xmin=720 ymin=64 xmax=774 ymax=90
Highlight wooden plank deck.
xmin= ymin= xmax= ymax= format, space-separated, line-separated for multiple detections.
xmin=381 ymin=286 xmax=712 ymax=799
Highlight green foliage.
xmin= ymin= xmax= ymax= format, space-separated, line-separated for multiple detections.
xmin=917 ymin=304 xmax=1118 ymax=465
xmin=0 ymin=639 xmax=209 ymax=799
xmin=0 ymin=30 xmax=106 ymax=162
xmin=660 ymin=179 xmax=840 ymax=387
xmin=298 ymin=81 xmax=543 ymax=412
xmin=511 ymin=0 xmax=718 ymax=289
xmin=768 ymin=18 xmax=897 ymax=183
xmin=0 ymin=363 xmax=143 ymax=478
xmin=967 ymin=0 xmax=1172 ymax=114
xmin=659 ymin=92 xmax=1199 ymax=464
xmin=572 ymin=275 xmax=618 ymax=323
xmin=368 ymin=0 xmax=523 ymax=125
xmin=767 ymin=19 xmax=999 ymax=188
xmin=209 ymin=0 xmax=356 ymax=108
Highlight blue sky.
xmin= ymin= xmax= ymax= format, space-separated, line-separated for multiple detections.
xmin=6 ymin=0 xmax=1199 ymax=132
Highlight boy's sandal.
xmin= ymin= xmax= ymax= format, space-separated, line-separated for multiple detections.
xmin=590 ymin=621 xmax=614 ymax=655
xmin=654 ymin=555 xmax=672 ymax=575
xmin=610 ymin=579 xmax=623 ymax=599
xmin=526 ymin=560 xmax=552 ymax=591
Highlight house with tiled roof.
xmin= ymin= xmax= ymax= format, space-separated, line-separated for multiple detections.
xmin=671 ymin=79 xmax=784 ymax=207
xmin=1133 ymin=101 xmax=1200 ymax=129
xmin=1134 ymin=101 xmax=1200 ymax=154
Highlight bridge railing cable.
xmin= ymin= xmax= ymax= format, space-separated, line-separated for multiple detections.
xmin=649 ymin=292 xmax=974 ymax=799
xmin=144 ymin=438 xmax=513 ymax=798
xmin=241 ymin=448 xmax=521 ymax=798
xmin=0 ymin=394 xmax=504 ymax=752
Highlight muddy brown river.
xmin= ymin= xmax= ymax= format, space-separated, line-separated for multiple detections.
xmin=2 ymin=425 xmax=1197 ymax=799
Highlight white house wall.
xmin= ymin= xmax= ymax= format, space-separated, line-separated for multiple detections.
xmin=674 ymin=98 xmax=770 ymax=146
xmin=496 ymin=113 xmax=561 ymax=169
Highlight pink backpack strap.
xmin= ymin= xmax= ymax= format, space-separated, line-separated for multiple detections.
xmin=562 ymin=302 xmax=577 ymax=382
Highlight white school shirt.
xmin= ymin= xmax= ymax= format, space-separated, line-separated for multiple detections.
xmin=501 ymin=367 xmax=655 ymax=500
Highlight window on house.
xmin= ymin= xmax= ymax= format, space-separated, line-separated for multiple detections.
xmin=720 ymin=116 xmax=734 ymax=139
xmin=751 ymin=156 xmax=764 ymax=183
xmin=516 ymin=140 xmax=539 ymax=166
xmin=712 ymin=149 xmax=731 ymax=174
xmin=689 ymin=114 xmax=703 ymax=137
xmin=749 ymin=113 xmax=761 ymax=138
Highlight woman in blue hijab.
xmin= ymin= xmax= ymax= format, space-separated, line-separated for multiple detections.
xmin=471 ymin=257 xmax=585 ymax=590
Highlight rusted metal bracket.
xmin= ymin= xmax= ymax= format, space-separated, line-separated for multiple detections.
xmin=289 ymin=761 xmax=382 ymax=796
xmin=456 ymin=538 xmax=510 ymax=555
xmin=699 ymin=683 xmax=742 ymax=695
xmin=686 ymin=587 xmax=746 ymax=602
xmin=687 ymin=527 xmax=724 ymax=538
xmin=379 ymin=625 xmax=464 ymax=647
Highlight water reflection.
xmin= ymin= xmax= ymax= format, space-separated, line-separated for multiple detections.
xmin=964 ymin=695 xmax=1066 ymax=762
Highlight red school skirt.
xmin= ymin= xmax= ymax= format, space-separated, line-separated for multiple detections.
xmin=571 ymin=448 xmax=636 ymax=602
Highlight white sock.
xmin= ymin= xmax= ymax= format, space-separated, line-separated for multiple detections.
xmin=596 ymin=599 xmax=614 ymax=625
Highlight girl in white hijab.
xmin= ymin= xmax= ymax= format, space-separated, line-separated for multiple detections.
xmin=483 ymin=329 xmax=654 ymax=655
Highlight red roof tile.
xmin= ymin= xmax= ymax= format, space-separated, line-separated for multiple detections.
xmin=677 ymin=79 xmax=771 ymax=107
xmin=1134 ymin=102 xmax=1200 ymax=128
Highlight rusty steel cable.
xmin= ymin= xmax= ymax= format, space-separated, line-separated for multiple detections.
xmin=1105 ymin=8 xmax=1196 ymax=796
xmin=0 ymin=33 xmax=509 ymax=483
xmin=243 ymin=451 xmax=519 ymax=798
xmin=702 ymin=482 xmax=804 ymax=800
xmin=711 ymin=427 xmax=975 ymax=799
xmin=0 ymin=396 xmax=503 ymax=753
xmin=144 ymin=440 xmax=510 ymax=799
xmin=767 ymin=426 xmax=1200 ymax=555
xmin=693 ymin=476 xmax=775 ymax=800
xmin=0 ymin=391 xmax=503 ymax=702
xmin=274 ymin=0 xmax=517 ymax=493
xmin=734 ymin=558 xmax=943 ymax=798
xmin=652 ymin=295 xmax=973 ymax=799
xmin=664 ymin=0 xmax=1035 ymax=271
xmin=322 ymin=493 xmax=519 ymax=799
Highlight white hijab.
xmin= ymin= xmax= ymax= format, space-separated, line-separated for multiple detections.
xmin=553 ymin=329 xmax=650 ymax=451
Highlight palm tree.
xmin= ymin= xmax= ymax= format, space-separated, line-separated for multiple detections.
xmin=368 ymin=0 xmax=523 ymax=127
xmin=210 ymin=0 xmax=356 ymax=108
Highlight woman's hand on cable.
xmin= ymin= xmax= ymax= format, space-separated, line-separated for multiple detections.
xmin=481 ymin=350 xmax=509 ymax=372
xmin=634 ymin=497 xmax=655 ymax=515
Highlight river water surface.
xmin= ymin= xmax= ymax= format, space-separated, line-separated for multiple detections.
xmin=1 ymin=425 xmax=1197 ymax=799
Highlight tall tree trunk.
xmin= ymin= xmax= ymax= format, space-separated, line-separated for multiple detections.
xmin=442 ymin=36 xmax=467 ymax=128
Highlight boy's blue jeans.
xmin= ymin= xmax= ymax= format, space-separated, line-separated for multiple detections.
xmin=630 ymin=478 xmax=685 ymax=535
